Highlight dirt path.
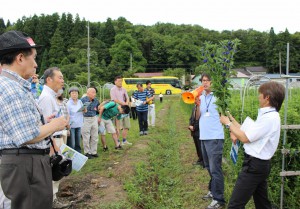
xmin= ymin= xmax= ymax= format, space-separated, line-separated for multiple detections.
xmin=57 ymin=103 xmax=171 ymax=208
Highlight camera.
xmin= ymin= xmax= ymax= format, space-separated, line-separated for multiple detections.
xmin=50 ymin=154 xmax=63 ymax=167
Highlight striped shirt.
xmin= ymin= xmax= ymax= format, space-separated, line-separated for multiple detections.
xmin=145 ymin=87 xmax=155 ymax=103
xmin=133 ymin=90 xmax=151 ymax=112
xmin=0 ymin=70 xmax=49 ymax=149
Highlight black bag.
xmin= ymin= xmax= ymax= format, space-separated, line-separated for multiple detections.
xmin=41 ymin=115 xmax=72 ymax=181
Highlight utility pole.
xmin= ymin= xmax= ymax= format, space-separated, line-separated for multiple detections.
xmin=130 ymin=53 xmax=133 ymax=71
xmin=87 ymin=21 xmax=90 ymax=87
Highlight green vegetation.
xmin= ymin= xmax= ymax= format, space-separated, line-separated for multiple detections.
xmin=64 ymin=91 xmax=299 ymax=208
xmin=1 ymin=15 xmax=300 ymax=85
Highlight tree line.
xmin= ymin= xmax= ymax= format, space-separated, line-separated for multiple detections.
xmin=1 ymin=13 xmax=299 ymax=85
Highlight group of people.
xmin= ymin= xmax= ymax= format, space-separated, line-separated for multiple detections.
xmin=189 ymin=73 xmax=285 ymax=209
xmin=0 ymin=30 xmax=286 ymax=209
xmin=0 ymin=31 xmax=157 ymax=209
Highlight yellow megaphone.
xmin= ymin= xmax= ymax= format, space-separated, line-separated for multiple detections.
xmin=182 ymin=86 xmax=204 ymax=104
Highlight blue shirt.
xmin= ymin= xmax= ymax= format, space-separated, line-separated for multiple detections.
xmin=133 ymin=90 xmax=151 ymax=112
xmin=81 ymin=96 xmax=100 ymax=117
xmin=199 ymin=92 xmax=224 ymax=140
xmin=67 ymin=99 xmax=84 ymax=128
xmin=0 ymin=70 xmax=48 ymax=149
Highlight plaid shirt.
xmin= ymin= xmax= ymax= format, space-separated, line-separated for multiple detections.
xmin=0 ymin=70 xmax=49 ymax=149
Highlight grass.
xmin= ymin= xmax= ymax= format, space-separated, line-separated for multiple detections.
xmin=61 ymin=93 xmax=299 ymax=209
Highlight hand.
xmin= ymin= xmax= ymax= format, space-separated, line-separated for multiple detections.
xmin=50 ymin=116 xmax=68 ymax=132
xmin=188 ymin=126 xmax=194 ymax=131
xmin=46 ymin=114 xmax=56 ymax=123
xmin=230 ymin=131 xmax=238 ymax=144
xmin=220 ymin=114 xmax=230 ymax=125
xmin=226 ymin=111 xmax=235 ymax=122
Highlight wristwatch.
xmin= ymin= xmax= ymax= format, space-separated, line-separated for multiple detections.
xmin=225 ymin=122 xmax=232 ymax=129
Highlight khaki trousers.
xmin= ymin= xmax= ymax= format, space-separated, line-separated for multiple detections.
xmin=82 ymin=116 xmax=99 ymax=155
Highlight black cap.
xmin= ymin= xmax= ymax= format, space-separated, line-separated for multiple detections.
xmin=0 ymin=30 xmax=42 ymax=57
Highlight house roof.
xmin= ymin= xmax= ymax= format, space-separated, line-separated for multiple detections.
xmin=265 ymin=74 xmax=281 ymax=79
xmin=133 ymin=72 xmax=164 ymax=78
xmin=234 ymin=68 xmax=252 ymax=76
xmin=245 ymin=66 xmax=267 ymax=73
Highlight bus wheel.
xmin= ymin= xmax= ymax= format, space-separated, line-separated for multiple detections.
xmin=166 ymin=90 xmax=172 ymax=95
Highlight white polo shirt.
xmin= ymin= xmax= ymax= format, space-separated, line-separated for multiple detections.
xmin=244 ymin=107 xmax=280 ymax=160
xmin=38 ymin=85 xmax=62 ymax=136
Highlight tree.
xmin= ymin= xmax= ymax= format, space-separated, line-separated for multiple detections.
xmin=40 ymin=49 xmax=49 ymax=74
xmin=265 ymin=27 xmax=278 ymax=72
xmin=48 ymin=28 xmax=65 ymax=66
xmin=0 ymin=18 xmax=6 ymax=34
xmin=109 ymin=33 xmax=147 ymax=76
xmin=58 ymin=13 xmax=74 ymax=53
xmin=100 ymin=18 xmax=116 ymax=48
xmin=163 ymin=68 xmax=186 ymax=79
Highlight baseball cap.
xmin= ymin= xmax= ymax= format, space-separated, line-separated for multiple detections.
xmin=0 ymin=30 xmax=42 ymax=57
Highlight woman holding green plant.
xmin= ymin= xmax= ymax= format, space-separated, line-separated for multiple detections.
xmin=220 ymin=81 xmax=285 ymax=209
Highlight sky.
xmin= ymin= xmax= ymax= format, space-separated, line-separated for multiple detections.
xmin=1 ymin=0 xmax=299 ymax=34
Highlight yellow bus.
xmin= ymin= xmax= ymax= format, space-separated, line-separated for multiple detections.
xmin=122 ymin=76 xmax=182 ymax=95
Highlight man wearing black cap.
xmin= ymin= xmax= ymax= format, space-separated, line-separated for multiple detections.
xmin=0 ymin=31 xmax=68 ymax=209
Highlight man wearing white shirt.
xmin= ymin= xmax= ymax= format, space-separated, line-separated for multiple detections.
xmin=220 ymin=81 xmax=285 ymax=209
xmin=38 ymin=67 xmax=69 ymax=209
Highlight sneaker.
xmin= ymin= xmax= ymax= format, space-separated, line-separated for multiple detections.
xmin=143 ymin=131 xmax=148 ymax=135
xmin=115 ymin=145 xmax=123 ymax=150
xmin=202 ymin=191 xmax=213 ymax=200
xmin=122 ymin=140 xmax=132 ymax=146
xmin=52 ymin=199 xmax=70 ymax=209
xmin=206 ymin=200 xmax=225 ymax=209
xmin=139 ymin=131 xmax=144 ymax=136
xmin=103 ymin=146 xmax=108 ymax=152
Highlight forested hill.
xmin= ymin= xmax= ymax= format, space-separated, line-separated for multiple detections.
xmin=1 ymin=14 xmax=299 ymax=84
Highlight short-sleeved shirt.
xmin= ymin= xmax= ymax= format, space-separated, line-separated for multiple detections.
xmin=67 ymin=99 xmax=84 ymax=128
xmin=81 ymin=96 xmax=100 ymax=117
xmin=38 ymin=85 xmax=62 ymax=136
xmin=199 ymin=92 xmax=224 ymax=140
xmin=133 ymin=90 xmax=151 ymax=112
xmin=244 ymin=107 xmax=280 ymax=160
xmin=101 ymin=101 xmax=121 ymax=120
xmin=110 ymin=86 xmax=129 ymax=103
xmin=0 ymin=70 xmax=48 ymax=149
xmin=145 ymin=87 xmax=155 ymax=103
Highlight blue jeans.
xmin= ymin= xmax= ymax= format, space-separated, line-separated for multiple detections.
xmin=69 ymin=127 xmax=82 ymax=153
xmin=201 ymin=139 xmax=225 ymax=203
